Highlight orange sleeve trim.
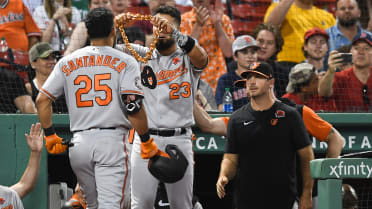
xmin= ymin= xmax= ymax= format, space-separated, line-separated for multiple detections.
xmin=40 ymin=88 xmax=56 ymax=101
xmin=302 ymin=106 xmax=332 ymax=141
xmin=220 ymin=117 xmax=230 ymax=127
xmin=121 ymin=90 xmax=144 ymax=96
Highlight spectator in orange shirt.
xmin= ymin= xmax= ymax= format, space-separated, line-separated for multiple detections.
xmin=0 ymin=0 xmax=41 ymax=52
xmin=180 ymin=0 xmax=234 ymax=91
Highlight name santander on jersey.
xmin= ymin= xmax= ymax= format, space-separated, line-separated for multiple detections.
xmin=60 ymin=55 xmax=127 ymax=76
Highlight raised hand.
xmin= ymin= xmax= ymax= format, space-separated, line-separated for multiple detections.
xmin=209 ymin=0 xmax=223 ymax=25
xmin=25 ymin=123 xmax=44 ymax=153
xmin=152 ymin=15 xmax=175 ymax=35
xmin=195 ymin=6 xmax=209 ymax=26
xmin=52 ymin=7 xmax=72 ymax=21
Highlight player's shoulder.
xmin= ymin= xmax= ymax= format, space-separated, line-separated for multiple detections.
xmin=275 ymin=101 xmax=301 ymax=118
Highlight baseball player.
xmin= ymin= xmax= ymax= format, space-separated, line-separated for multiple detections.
xmin=116 ymin=6 xmax=208 ymax=209
xmin=36 ymin=7 xmax=167 ymax=209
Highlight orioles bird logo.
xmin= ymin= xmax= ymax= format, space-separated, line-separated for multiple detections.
xmin=172 ymin=57 xmax=180 ymax=65
xmin=0 ymin=198 xmax=5 ymax=204
xmin=270 ymin=119 xmax=278 ymax=126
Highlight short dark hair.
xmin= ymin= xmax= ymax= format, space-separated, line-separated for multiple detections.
xmin=251 ymin=23 xmax=283 ymax=61
xmin=85 ymin=7 xmax=114 ymax=39
xmin=154 ymin=6 xmax=181 ymax=26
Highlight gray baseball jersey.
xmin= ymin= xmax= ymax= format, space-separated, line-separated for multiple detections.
xmin=117 ymin=44 xmax=203 ymax=129
xmin=40 ymin=45 xmax=142 ymax=209
xmin=40 ymin=46 xmax=143 ymax=132
xmin=117 ymin=43 xmax=205 ymax=209
xmin=0 ymin=185 xmax=24 ymax=209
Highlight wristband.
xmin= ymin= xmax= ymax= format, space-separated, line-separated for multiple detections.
xmin=44 ymin=125 xmax=56 ymax=136
xmin=171 ymin=29 xmax=195 ymax=54
xmin=139 ymin=131 xmax=150 ymax=142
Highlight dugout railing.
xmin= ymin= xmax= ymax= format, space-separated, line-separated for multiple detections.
xmin=311 ymin=158 xmax=372 ymax=209
xmin=0 ymin=113 xmax=371 ymax=209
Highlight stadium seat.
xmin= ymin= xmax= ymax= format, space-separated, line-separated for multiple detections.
xmin=231 ymin=19 xmax=261 ymax=35
xmin=126 ymin=6 xmax=151 ymax=15
xmin=176 ymin=5 xmax=193 ymax=14
xmin=231 ymin=4 xmax=268 ymax=20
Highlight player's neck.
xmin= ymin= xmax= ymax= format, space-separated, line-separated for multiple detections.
xmin=250 ymin=92 xmax=275 ymax=111
xmin=158 ymin=44 xmax=178 ymax=56
xmin=90 ymin=39 xmax=114 ymax=47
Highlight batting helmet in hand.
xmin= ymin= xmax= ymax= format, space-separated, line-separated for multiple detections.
xmin=148 ymin=144 xmax=189 ymax=183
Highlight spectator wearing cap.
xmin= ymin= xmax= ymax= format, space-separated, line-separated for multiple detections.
xmin=251 ymin=23 xmax=289 ymax=97
xmin=215 ymin=35 xmax=259 ymax=111
xmin=319 ymin=32 xmax=372 ymax=112
xmin=282 ymin=63 xmax=337 ymax=112
xmin=264 ymin=0 xmax=335 ymax=68
xmin=303 ymin=28 xmax=330 ymax=72
xmin=27 ymin=42 xmax=68 ymax=113
xmin=326 ymin=0 xmax=371 ymax=53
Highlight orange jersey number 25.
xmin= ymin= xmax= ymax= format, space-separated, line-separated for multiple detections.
xmin=74 ymin=73 xmax=113 ymax=107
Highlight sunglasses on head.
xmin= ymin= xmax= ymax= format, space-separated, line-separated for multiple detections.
xmin=40 ymin=54 xmax=56 ymax=60
xmin=362 ymin=85 xmax=370 ymax=105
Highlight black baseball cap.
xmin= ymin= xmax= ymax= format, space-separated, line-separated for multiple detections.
xmin=240 ymin=61 xmax=274 ymax=80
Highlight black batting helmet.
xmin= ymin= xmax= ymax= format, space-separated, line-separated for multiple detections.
xmin=148 ymin=144 xmax=189 ymax=183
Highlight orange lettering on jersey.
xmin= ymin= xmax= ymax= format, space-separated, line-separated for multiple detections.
xmin=103 ymin=56 xmax=112 ymax=66
xmin=89 ymin=56 xmax=95 ymax=67
xmin=110 ymin=58 xmax=119 ymax=70
xmin=62 ymin=65 xmax=71 ymax=76
xmin=75 ymin=57 xmax=83 ymax=69
xmin=115 ymin=62 xmax=126 ymax=73
xmin=68 ymin=60 xmax=76 ymax=72
xmin=83 ymin=56 xmax=89 ymax=67
xmin=156 ymin=63 xmax=188 ymax=85
xmin=96 ymin=55 xmax=104 ymax=66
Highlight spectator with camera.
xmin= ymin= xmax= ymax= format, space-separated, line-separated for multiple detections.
xmin=319 ymin=32 xmax=372 ymax=112
xmin=326 ymin=0 xmax=371 ymax=53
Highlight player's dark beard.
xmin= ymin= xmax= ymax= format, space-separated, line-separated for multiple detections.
xmin=338 ymin=17 xmax=358 ymax=28
xmin=156 ymin=38 xmax=175 ymax=51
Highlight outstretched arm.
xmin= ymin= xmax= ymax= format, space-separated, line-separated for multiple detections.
xmin=325 ymin=128 xmax=344 ymax=158
xmin=264 ymin=0 xmax=294 ymax=28
xmin=193 ymin=102 xmax=228 ymax=136
xmin=11 ymin=123 xmax=43 ymax=198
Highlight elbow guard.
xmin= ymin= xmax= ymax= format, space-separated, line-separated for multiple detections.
xmin=122 ymin=94 xmax=143 ymax=115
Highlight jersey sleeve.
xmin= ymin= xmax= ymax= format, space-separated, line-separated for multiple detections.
xmin=40 ymin=61 xmax=65 ymax=101
xmin=225 ymin=115 xmax=239 ymax=154
xmin=120 ymin=56 xmax=144 ymax=96
xmin=302 ymin=105 xmax=332 ymax=141
xmin=290 ymin=108 xmax=312 ymax=150
xmin=9 ymin=187 xmax=25 ymax=209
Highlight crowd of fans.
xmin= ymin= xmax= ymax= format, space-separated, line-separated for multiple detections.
xmin=0 ymin=0 xmax=371 ymax=113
